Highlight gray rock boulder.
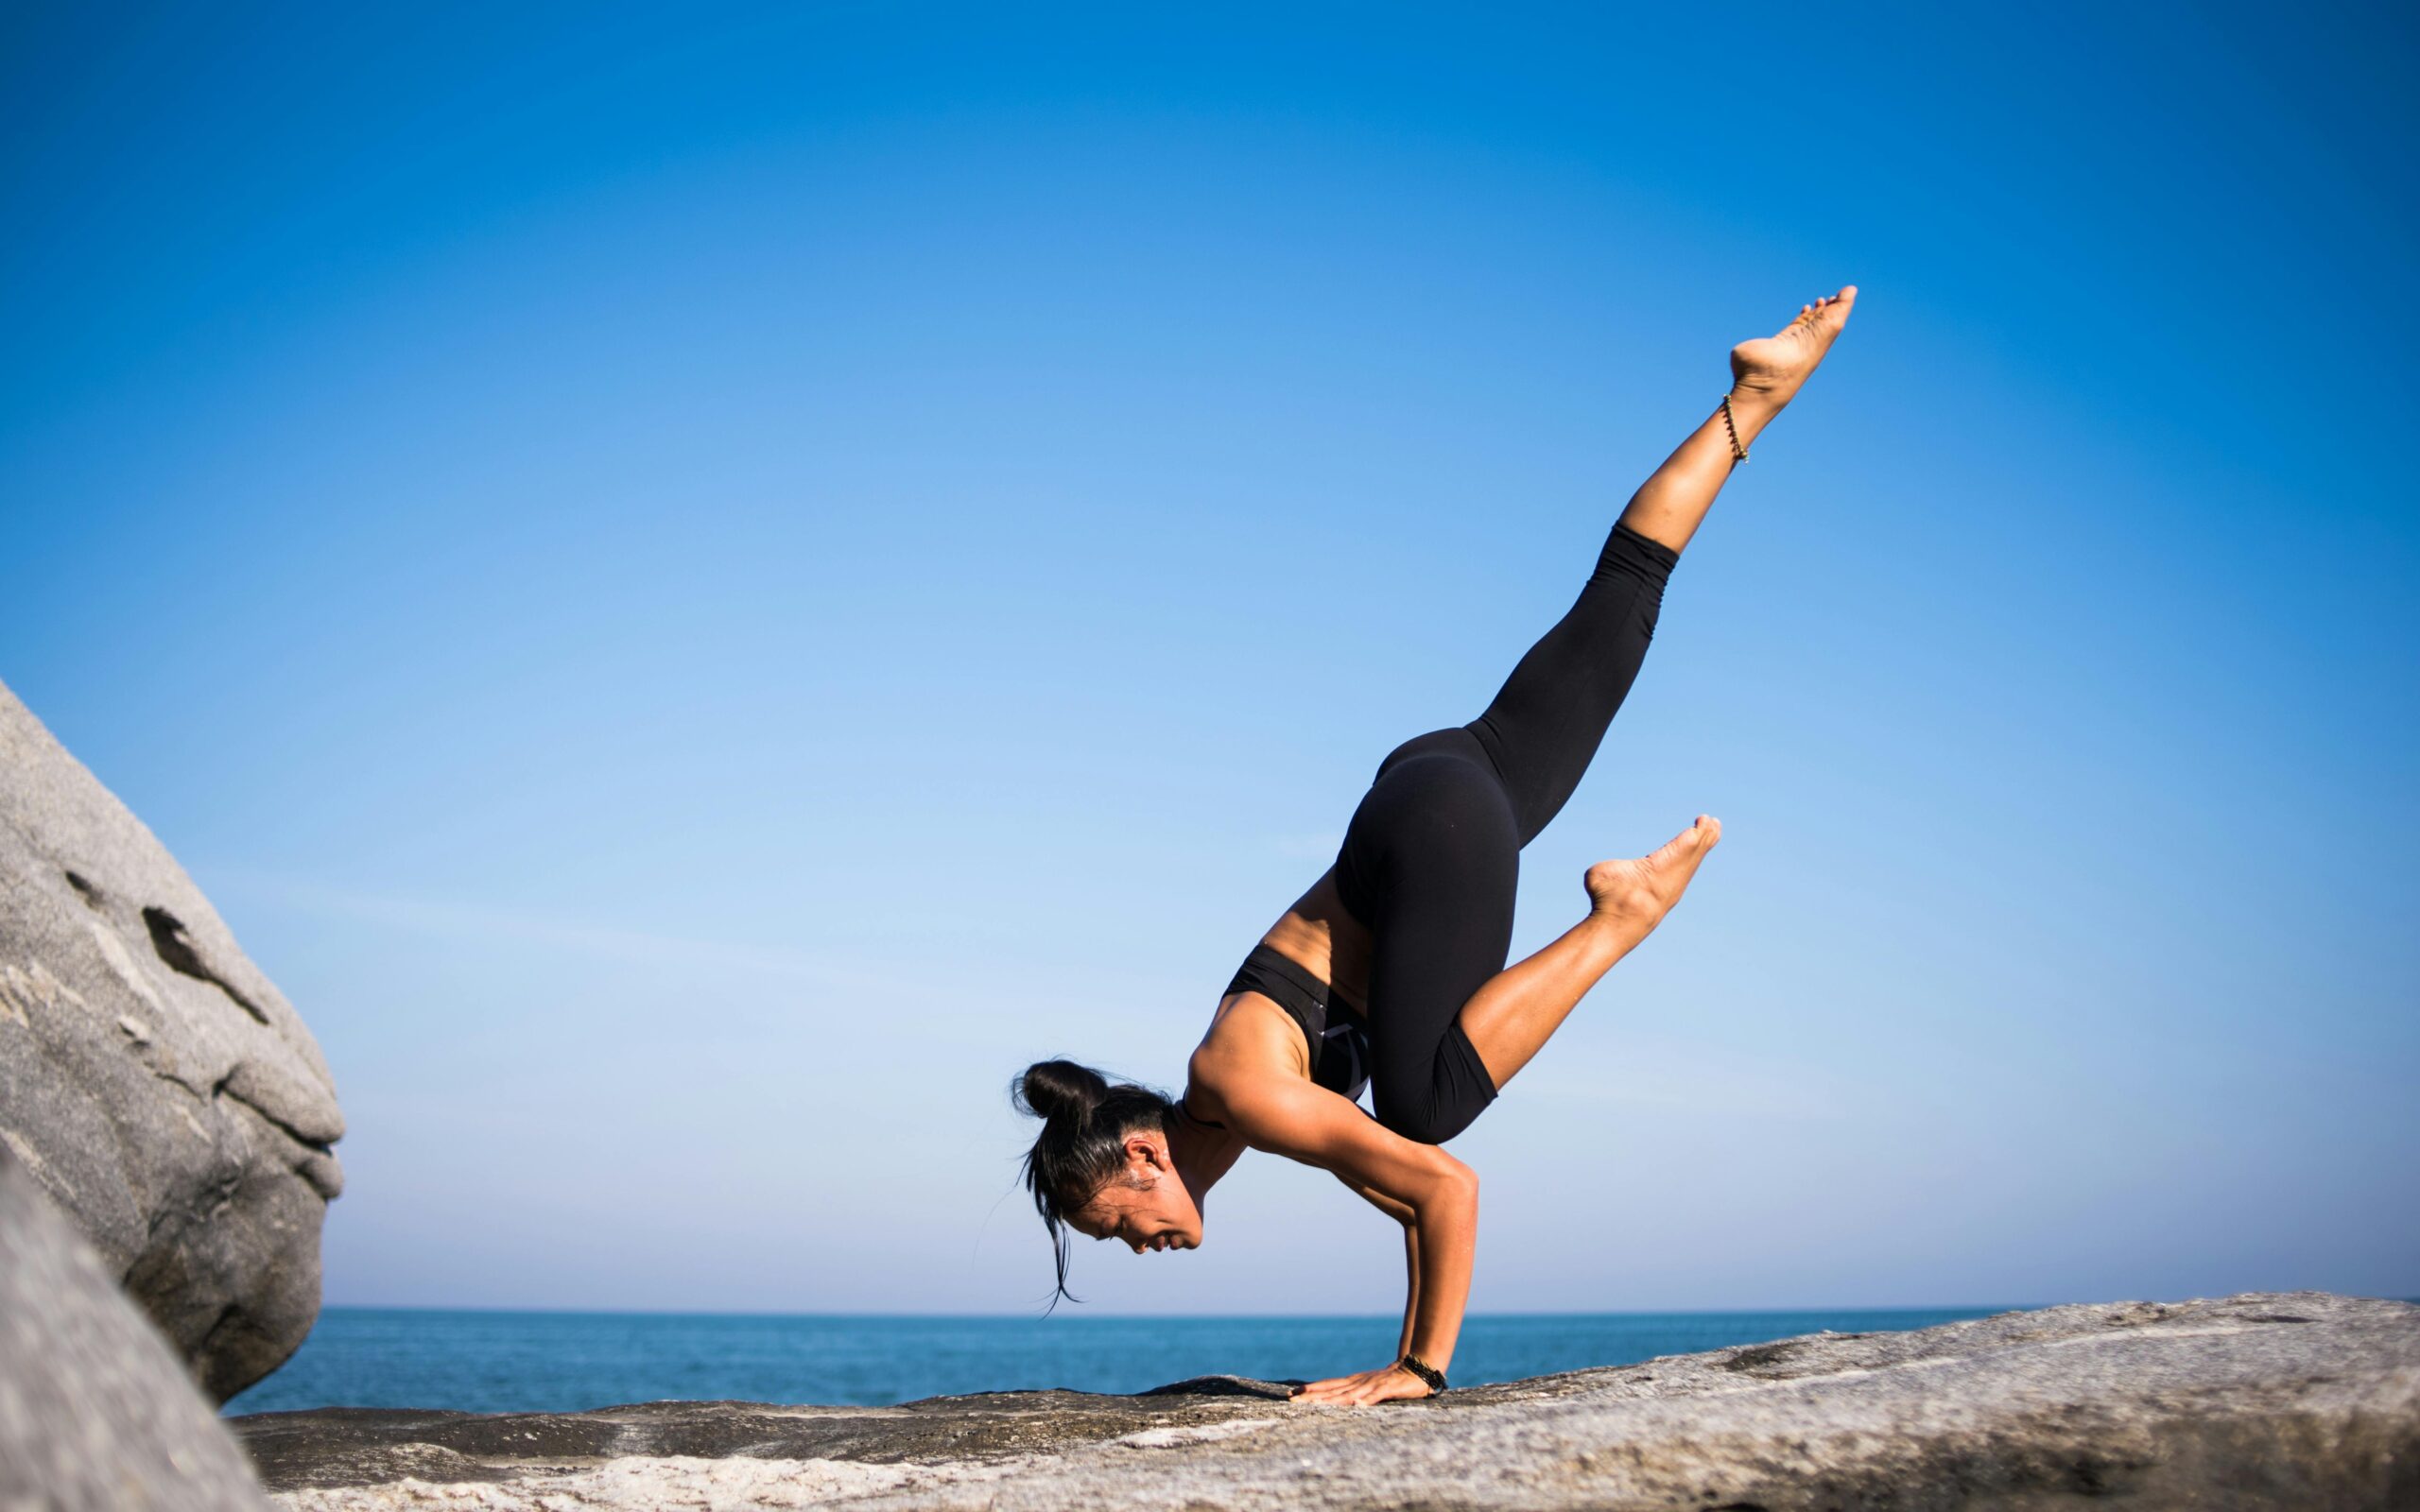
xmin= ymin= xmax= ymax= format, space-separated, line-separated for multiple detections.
xmin=232 ymin=1291 xmax=2418 ymax=1509
xmin=0 ymin=677 xmax=342 ymax=1402
xmin=1 ymin=1143 xmax=271 ymax=1511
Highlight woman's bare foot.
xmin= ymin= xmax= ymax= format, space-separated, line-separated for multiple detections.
xmin=1729 ymin=286 xmax=1858 ymax=408
xmin=1584 ymin=816 xmax=1722 ymax=936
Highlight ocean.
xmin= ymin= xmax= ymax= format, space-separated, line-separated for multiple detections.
xmin=222 ymin=1305 xmax=2012 ymax=1416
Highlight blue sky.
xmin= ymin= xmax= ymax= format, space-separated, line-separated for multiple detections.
xmin=4 ymin=3 xmax=2412 ymax=1315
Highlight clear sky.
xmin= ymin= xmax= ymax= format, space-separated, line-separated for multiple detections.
xmin=4 ymin=4 xmax=2412 ymax=1316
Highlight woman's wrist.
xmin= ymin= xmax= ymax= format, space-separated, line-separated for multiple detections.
xmin=1401 ymin=1332 xmax=1455 ymax=1376
xmin=1395 ymin=1352 xmax=1448 ymax=1394
xmin=1405 ymin=1159 xmax=1475 ymax=1394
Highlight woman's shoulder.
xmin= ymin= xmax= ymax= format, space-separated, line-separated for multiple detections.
xmin=1187 ymin=993 xmax=1310 ymax=1120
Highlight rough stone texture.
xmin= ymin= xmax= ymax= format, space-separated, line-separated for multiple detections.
xmin=0 ymin=677 xmax=343 ymax=1403
xmin=0 ymin=1143 xmax=272 ymax=1511
xmin=233 ymin=1292 xmax=2418 ymax=1510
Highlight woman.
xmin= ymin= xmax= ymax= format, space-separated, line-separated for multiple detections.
xmin=1012 ymin=287 xmax=1858 ymax=1406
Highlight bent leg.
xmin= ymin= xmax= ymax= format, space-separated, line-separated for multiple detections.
xmin=1336 ymin=750 xmax=1518 ymax=1144
xmin=1457 ymin=815 xmax=1721 ymax=1089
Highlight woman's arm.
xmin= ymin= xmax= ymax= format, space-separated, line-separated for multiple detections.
xmin=1333 ymin=1171 xmax=1421 ymax=1358
xmin=1218 ymin=1074 xmax=1478 ymax=1404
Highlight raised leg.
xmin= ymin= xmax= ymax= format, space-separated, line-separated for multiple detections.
xmin=1462 ymin=521 xmax=1675 ymax=849
xmin=1463 ymin=285 xmax=1861 ymax=848
xmin=1619 ymin=285 xmax=1858 ymax=553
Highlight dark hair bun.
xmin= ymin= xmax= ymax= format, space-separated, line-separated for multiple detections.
xmin=1013 ymin=1059 xmax=1110 ymax=1125
xmin=1009 ymin=1059 xmax=1178 ymax=1309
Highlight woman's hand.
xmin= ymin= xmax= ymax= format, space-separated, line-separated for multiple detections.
xmin=1288 ymin=1361 xmax=1435 ymax=1407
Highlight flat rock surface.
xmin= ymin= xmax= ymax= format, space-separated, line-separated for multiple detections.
xmin=1 ymin=677 xmax=344 ymax=1401
xmin=234 ymin=1291 xmax=2419 ymax=1510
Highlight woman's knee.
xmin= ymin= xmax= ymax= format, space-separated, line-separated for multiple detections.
xmin=1374 ymin=1095 xmax=1484 ymax=1146
xmin=1373 ymin=1044 xmax=1497 ymax=1145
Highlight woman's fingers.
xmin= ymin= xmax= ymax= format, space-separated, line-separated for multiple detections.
xmin=1289 ymin=1369 xmax=1373 ymax=1403
xmin=1290 ymin=1366 xmax=1422 ymax=1406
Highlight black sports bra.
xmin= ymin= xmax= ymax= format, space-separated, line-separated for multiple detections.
xmin=1184 ymin=943 xmax=1372 ymax=1129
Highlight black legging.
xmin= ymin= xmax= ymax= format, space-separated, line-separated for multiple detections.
xmin=1332 ymin=519 xmax=1679 ymax=1144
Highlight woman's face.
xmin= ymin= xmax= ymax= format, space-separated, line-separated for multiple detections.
xmin=1065 ymin=1132 xmax=1201 ymax=1254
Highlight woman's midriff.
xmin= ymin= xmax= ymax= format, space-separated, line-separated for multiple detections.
xmin=1256 ymin=866 xmax=1374 ymax=1014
